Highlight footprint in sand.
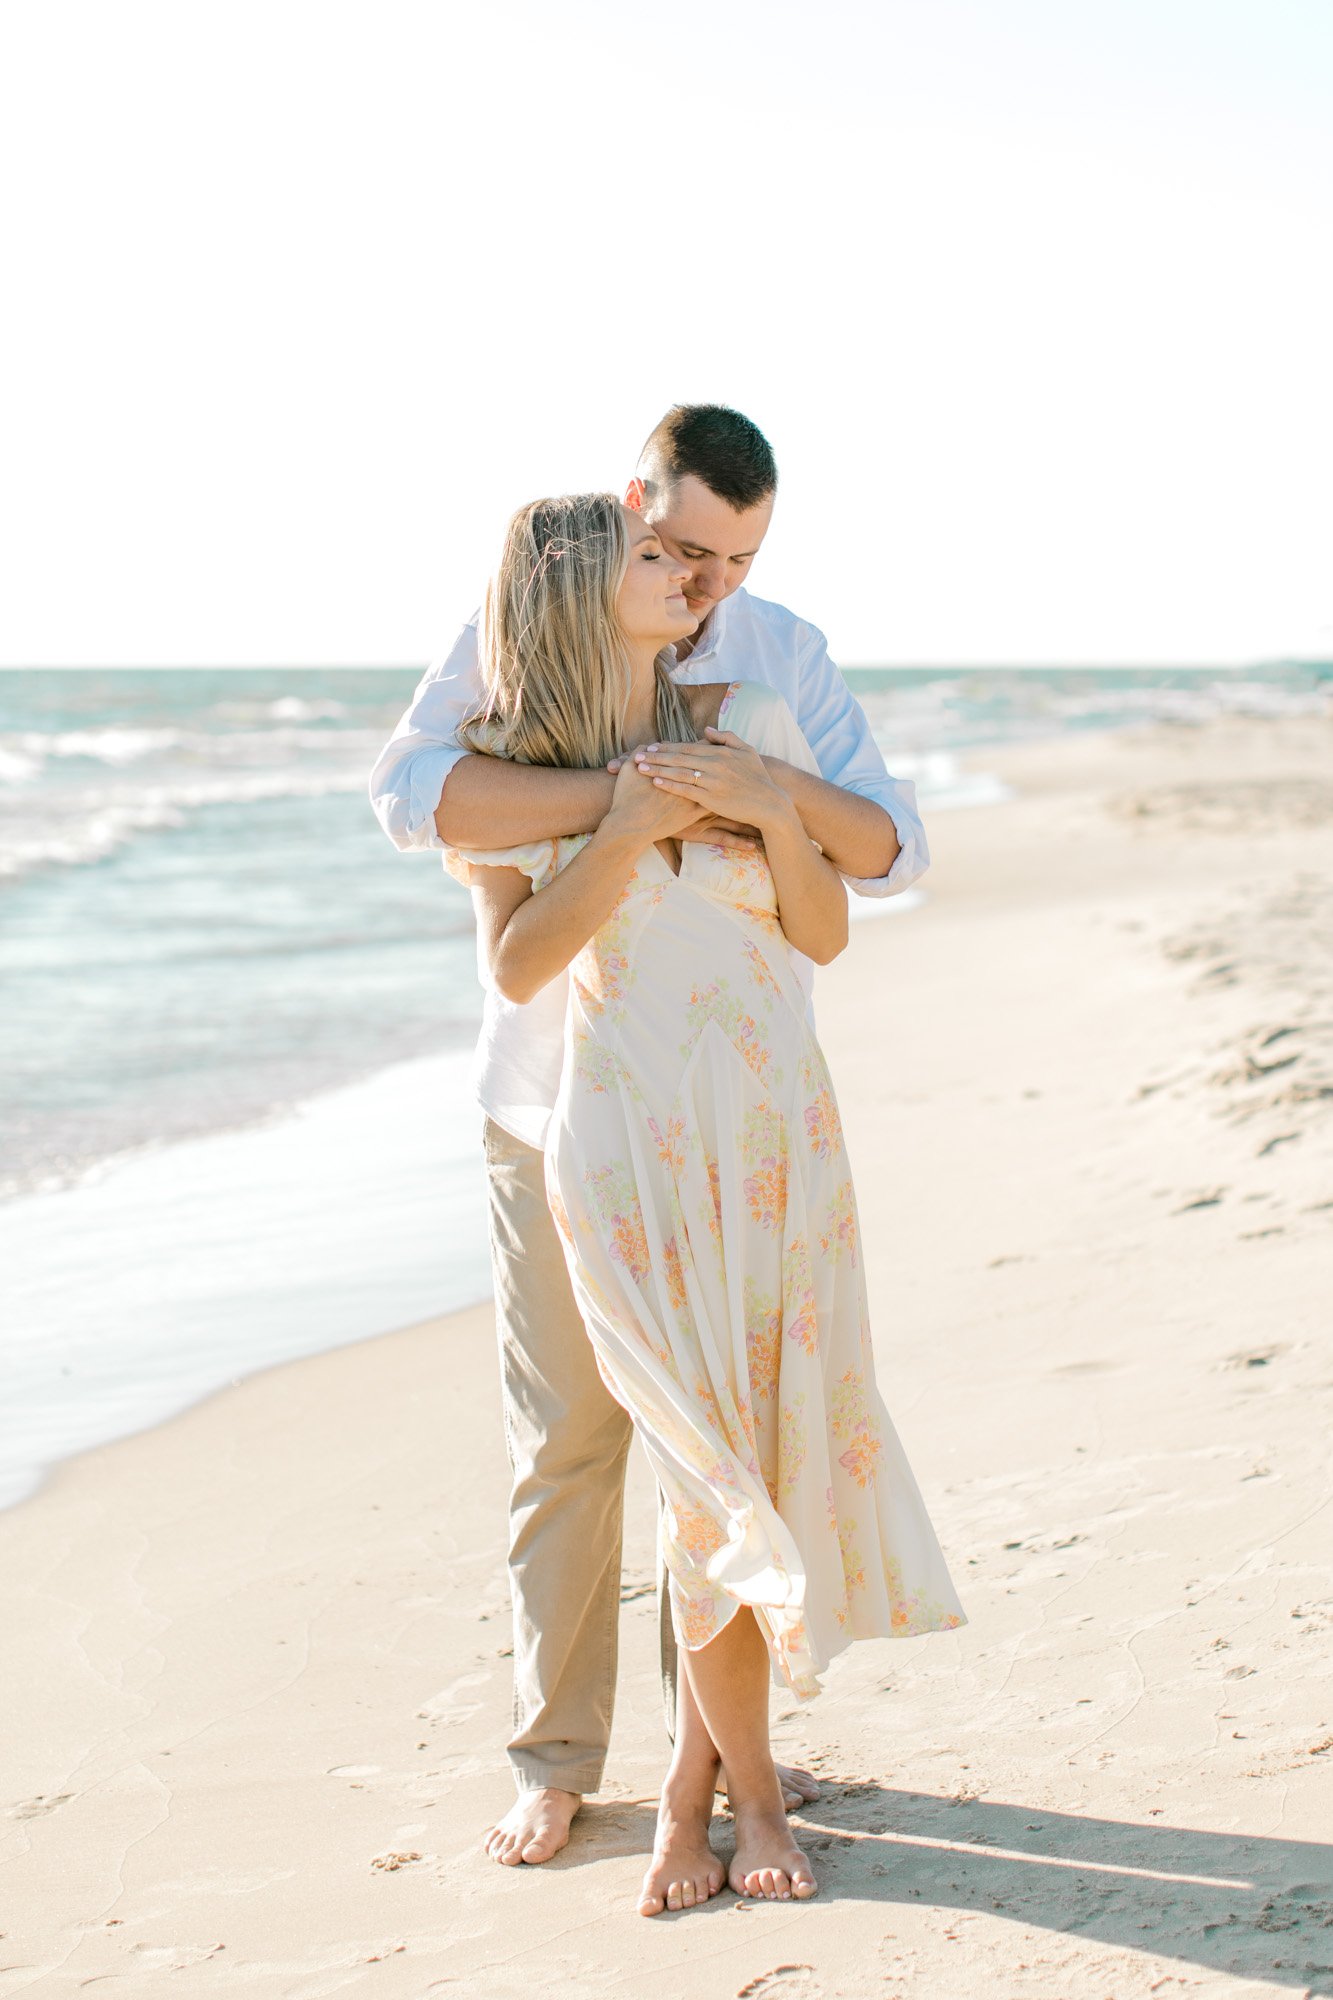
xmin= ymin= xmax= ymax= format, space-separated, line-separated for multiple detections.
xmin=9 ymin=1793 xmax=73 ymax=1820
xmin=1220 ymin=1343 xmax=1290 ymax=1370
xmin=1172 ymin=1188 xmax=1227 ymax=1213
xmin=128 ymin=1944 xmax=226 ymax=1968
xmin=416 ymin=1670 xmax=491 ymax=1726
xmin=736 ymin=1970 xmax=822 ymax=1999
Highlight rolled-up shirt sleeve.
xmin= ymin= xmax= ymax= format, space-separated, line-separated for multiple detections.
xmin=788 ymin=625 xmax=930 ymax=898
xmin=368 ymin=617 xmax=484 ymax=852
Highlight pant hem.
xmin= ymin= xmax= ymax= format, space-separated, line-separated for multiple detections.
xmin=509 ymin=1757 xmax=607 ymax=1798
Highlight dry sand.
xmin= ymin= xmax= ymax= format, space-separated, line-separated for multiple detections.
xmin=4 ymin=713 xmax=1331 ymax=1998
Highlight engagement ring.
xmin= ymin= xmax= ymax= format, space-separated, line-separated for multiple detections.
xmin=692 ymin=769 xmax=702 ymax=781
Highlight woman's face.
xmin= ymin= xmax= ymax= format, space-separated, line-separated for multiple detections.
xmin=616 ymin=508 xmax=696 ymax=647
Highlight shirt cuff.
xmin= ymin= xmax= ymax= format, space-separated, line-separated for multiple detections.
xmin=838 ymin=807 xmax=928 ymax=899
xmin=402 ymin=747 xmax=459 ymax=850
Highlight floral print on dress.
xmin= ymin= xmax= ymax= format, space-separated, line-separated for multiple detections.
xmin=744 ymin=1277 xmax=782 ymax=1403
xmin=778 ymin=1392 xmax=808 ymax=1498
xmin=467 ymin=680 xmax=965 ymax=1696
xmin=780 ymin=1234 xmax=819 ymax=1358
xmin=831 ymin=1367 xmax=884 ymax=1489
xmin=682 ymin=979 xmax=776 ymax=1090
xmin=818 ymin=1179 xmax=858 ymax=1267
xmin=803 ymin=1082 xmax=842 ymax=1162
xmin=583 ymin=1162 xmax=651 ymax=1286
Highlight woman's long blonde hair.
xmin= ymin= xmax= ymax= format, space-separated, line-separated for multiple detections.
xmin=457 ymin=493 xmax=697 ymax=768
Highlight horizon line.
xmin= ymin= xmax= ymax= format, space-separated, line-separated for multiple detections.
xmin=2 ymin=657 xmax=1330 ymax=675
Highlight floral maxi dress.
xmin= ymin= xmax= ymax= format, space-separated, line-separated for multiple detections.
xmin=462 ymin=681 xmax=965 ymax=1697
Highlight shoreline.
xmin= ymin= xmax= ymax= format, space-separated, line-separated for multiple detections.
xmin=7 ymin=704 xmax=1329 ymax=1507
xmin=6 ymin=705 xmax=1331 ymax=1992
xmin=2 ymin=741 xmax=982 ymax=1514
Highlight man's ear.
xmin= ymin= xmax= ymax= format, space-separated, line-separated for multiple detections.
xmin=624 ymin=476 xmax=646 ymax=513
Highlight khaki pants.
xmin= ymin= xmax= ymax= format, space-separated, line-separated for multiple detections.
xmin=483 ymin=1116 xmax=679 ymax=1795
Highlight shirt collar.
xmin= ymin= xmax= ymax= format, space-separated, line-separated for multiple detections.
xmin=669 ymin=589 xmax=738 ymax=679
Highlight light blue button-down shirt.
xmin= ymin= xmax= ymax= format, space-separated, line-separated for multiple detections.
xmin=367 ymin=587 xmax=930 ymax=1145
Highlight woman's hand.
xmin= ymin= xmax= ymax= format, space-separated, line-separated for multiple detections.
xmin=605 ymin=751 xmax=718 ymax=847
xmin=606 ymin=751 xmax=760 ymax=850
xmin=632 ymin=728 xmax=795 ymax=837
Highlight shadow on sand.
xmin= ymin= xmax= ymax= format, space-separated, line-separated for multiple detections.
xmin=568 ymin=1782 xmax=1333 ymax=1991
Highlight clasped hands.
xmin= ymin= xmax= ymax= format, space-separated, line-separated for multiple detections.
xmin=606 ymin=728 xmax=793 ymax=852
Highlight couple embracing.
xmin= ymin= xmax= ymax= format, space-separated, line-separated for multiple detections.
xmin=370 ymin=405 xmax=964 ymax=1916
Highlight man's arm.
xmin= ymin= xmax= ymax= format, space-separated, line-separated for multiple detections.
xmin=435 ymin=755 xmax=615 ymax=848
xmin=783 ymin=627 xmax=929 ymax=896
xmin=368 ymin=620 xmax=487 ymax=853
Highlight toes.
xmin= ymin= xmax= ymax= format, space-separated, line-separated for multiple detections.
xmin=638 ymin=1889 xmax=665 ymax=1917
xmin=793 ymin=1871 xmax=819 ymax=1899
xmin=666 ymin=1881 xmax=683 ymax=1910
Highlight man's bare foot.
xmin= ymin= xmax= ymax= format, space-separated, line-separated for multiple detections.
xmin=728 ymin=1799 xmax=818 ymax=1902
xmin=720 ymin=1760 xmax=821 ymax=1815
xmin=639 ymin=1778 xmax=726 ymax=1916
xmin=483 ymin=1786 xmax=581 ymax=1866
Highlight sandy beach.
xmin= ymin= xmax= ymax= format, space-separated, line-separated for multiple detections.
xmin=5 ymin=711 xmax=1331 ymax=1998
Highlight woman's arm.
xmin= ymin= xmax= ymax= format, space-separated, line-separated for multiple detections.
xmin=761 ymin=759 xmax=900 ymax=880
xmin=470 ymin=761 xmax=708 ymax=1004
xmin=751 ymin=794 xmax=849 ymax=964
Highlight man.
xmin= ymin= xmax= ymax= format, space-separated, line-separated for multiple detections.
xmin=368 ymin=405 xmax=929 ymax=1868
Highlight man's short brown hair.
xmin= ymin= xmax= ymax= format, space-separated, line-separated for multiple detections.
xmin=639 ymin=404 xmax=778 ymax=512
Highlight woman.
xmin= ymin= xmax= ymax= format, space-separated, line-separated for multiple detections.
xmin=456 ymin=493 xmax=964 ymax=1916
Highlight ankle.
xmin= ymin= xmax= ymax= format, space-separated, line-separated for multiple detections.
xmin=661 ymin=1762 xmax=720 ymax=1815
xmin=725 ymin=1770 xmax=786 ymax=1818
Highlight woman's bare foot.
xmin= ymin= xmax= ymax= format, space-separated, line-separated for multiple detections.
xmin=728 ymin=1798 xmax=818 ymax=1902
xmin=638 ymin=1777 xmax=726 ymax=1916
xmin=720 ymin=1760 xmax=821 ymax=1815
xmin=483 ymin=1786 xmax=581 ymax=1866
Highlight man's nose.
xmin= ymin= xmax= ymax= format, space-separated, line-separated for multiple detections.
xmin=693 ymin=563 xmax=725 ymax=598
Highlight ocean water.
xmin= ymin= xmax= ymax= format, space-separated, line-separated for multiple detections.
xmin=2 ymin=660 xmax=1329 ymax=1510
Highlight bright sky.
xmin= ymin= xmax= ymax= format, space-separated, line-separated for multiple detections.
xmin=3 ymin=0 xmax=1330 ymax=668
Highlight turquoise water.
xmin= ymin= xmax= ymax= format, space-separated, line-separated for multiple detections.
xmin=3 ymin=661 xmax=1329 ymax=1198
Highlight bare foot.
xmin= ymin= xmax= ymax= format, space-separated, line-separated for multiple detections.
xmin=638 ymin=1781 xmax=726 ymax=1917
xmin=728 ymin=1799 xmax=818 ymax=1902
xmin=483 ymin=1786 xmax=581 ymax=1866
xmin=720 ymin=1760 xmax=821 ymax=1814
